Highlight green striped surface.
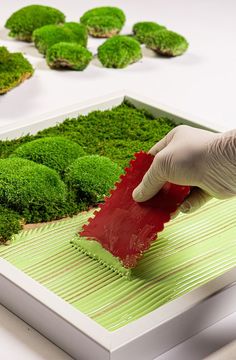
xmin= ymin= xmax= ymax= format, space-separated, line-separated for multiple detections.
xmin=1 ymin=198 xmax=236 ymax=331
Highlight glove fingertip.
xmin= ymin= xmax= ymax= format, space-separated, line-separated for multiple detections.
xmin=179 ymin=200 xmax=192 ymax=213
xmin=132 ymin=185 xmax=145 ymax=202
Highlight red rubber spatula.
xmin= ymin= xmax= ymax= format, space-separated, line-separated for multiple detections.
xmin=73 ymin=152 xmax=190 ymax=276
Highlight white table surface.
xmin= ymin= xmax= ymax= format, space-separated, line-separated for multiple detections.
xmin=0 ymin=0 xmax=236 ymax=359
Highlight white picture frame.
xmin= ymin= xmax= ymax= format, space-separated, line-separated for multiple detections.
xmin=0 ymin=91 xmax=235 ymax=359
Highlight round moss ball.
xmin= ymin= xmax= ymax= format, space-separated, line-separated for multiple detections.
xmin=65 ymin=155 xmax=122 ymax=204
xmin=98 ymin=35 xmax=142 ymax=68
xmin=46 ymin=42 xmax=92 ymax=70
xmin=145 ymin=29 xmax=188 ymax=56
xmin=10 ymin=137 xmax=86 ymax=174
xmin=5 ymin=5 xmax=65 ymax=42
xmin=80 ymin=6 xmax=125 ymax=38
xmin=0 ymin=158 xmax=68 ymax=223
xmin=63 ymin=22 xmax=88 ymax=45
xmin=33 ymin=22 xmax=88 ymax=55
xmin=0 ymin=206 xmax=23 ymax=244
xmin=132 ymin=21 xmax=166 ymax=44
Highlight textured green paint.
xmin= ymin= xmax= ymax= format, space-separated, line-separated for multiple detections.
xmin=1 ymin=198 xmax=236 ymax=331
xmin=72 ymin=236 xmax=131 ymax=277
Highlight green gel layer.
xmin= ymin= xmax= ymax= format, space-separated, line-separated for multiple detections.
xmin=71 ymin=236 xmax=131 ymax=278
xmin=1 ymin=199 xmax=236 ymax=331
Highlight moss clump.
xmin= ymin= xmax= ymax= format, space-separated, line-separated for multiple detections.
xmin=0 ymin=47 xmax=33 ymax=94
xmin=0 ymin=102 xmax=175 ymax=168
xmin=83 ymin=15 xmax=123 ymax=38
xmin=33 ymin=22 xmax=88 ymax=55
xmin=146 ymin=29 xmax=188 ymax=56
xmin=10 ymin=137 xmax=86 ymax=175
xmin=0 ymin=158 xmax=68 ymax=223
xmin=63 ymin=22 xmax=88 ymax=45
xmin=132 ymin=21 xmax=166 ymax=44
xmin=5 ymin=5 xmax=65 ymax=42
xmin=46 ymin=42 xmax=92 ymax=70
xmin=65 ymin=155 xmax=122 ymax=204
xmin=0 ymin=207 xmax=23 ymax=244
xmin=80 ymin=6 xmax=125 ymax=38
xmin=98 ymin=35 xmax=142 ymax=68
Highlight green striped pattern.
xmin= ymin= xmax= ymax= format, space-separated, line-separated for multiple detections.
xmin=1 ymin=198 xmax=236 ymax=331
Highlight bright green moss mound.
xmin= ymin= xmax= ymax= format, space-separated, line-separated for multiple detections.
xmin=46 ymin=42 xmax=92 ymax=70
xmin=0 ymin=48 xmax=33 ymax=94
xmin=98 ymin=36 xmax=142 ymax=68
xmin=5 ymin=5 xmax=65 ymax=42
xmin=0 ymin=206 xmax=23 ymax=244
xmin=63 ymin=22 xmax=88 ymax=44
xmin=0 ymin=102 xmax=175 ymax=168
xmin=133 ymin=21 xmax=166 ymax=44
xmin=33 ymin=22 xmax=88 ymax=55
xmin=65 ymin=155 xmax=122 ymax=204
xmin=146 ymin=29 xmax=188 ymax=56
xmin=11 ymin=137 xmax=86 ymax=175
xmin=80 ymin=6 xmax=125 ymax=38
xmin=0 ymin=158 xmax=68 ymax=223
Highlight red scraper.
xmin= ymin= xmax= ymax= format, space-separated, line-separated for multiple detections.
xmin=72 ymin=152 xmax=190 ymax=277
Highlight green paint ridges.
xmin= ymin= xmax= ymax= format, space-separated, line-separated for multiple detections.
xmin=71 ymin=236 xmax=131 ymax=277
xmin=1 ymin=199 xmax=236 ymax=331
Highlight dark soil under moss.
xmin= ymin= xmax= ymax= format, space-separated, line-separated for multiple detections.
xmin=0 ymin=101 xmax=175 ymax=168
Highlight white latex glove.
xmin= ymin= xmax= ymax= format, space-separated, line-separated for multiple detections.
xmin=132 ymin=125 xmax=236 ymax=213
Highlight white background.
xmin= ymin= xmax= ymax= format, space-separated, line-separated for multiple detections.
xmin=0 ymin=0 xmax=236 ymax=359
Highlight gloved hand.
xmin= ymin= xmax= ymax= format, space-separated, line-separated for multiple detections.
xmin=132 ymin=125 xmax=236 ymax=213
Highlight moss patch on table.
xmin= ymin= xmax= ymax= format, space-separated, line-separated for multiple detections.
xmin=0 ymin=47 xmax=33 ymax=94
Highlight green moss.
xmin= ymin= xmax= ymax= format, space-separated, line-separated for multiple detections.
xmin=95 ymin=139 xmax=154 ymax=167
xmin=80 ymin=6 xmax=125 ymax=37
xmin=0 ymin=158 xmax=68 ymax=223
xmin=10 ymin=137 xmax=86 ymax=175
xmin=63 ymin=22 xmax=88 ymax=45
xmin=0 ymin=46 xmax=10 ymax=62
xmin=46 ymin=42 xmax=92 ymax=70
xmin=133 ymin=21 xmax=166 ymax=44
xmin=64 ymin=155 xmax=122 ymax=204
xmin=0 ymin=48 xmax=34 ymax=94
xmin=85 ymin=15 xmax=123 ymax=38
xmin=5 ymin=5 xmax=65 ymax=42
xmin=0 ymin=102 xmax=175 ymax=169
xmin=0 ymin=103 xmax=176 ymax=223
xmin=146 ymin=29 xmax=188 ymax=56
xmin=0 ymin=206 xmax=23 ymax=244
xmin=33 ymin=22 xmax=88 ymax=55
xmin=98 ymin=35 xmax=142 ymax=68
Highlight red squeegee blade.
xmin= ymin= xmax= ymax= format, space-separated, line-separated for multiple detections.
xmin=80 ymin=152 xmax=190 ymax=268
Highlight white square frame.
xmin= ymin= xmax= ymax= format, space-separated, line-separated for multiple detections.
xmin=0 ymin=91 xmax=235 ymax=360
